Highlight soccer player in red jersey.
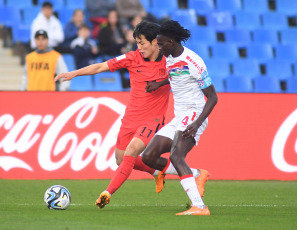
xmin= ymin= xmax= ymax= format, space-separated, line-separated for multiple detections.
xmin=55 ymin=21 xmax=171 ymax=208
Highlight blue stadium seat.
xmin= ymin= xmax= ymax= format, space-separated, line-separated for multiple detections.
xmin=22 ymin=7 xmax=40 ymax=26
xmin=207 ymin=11 xmax=234 ymax=31
xmin=190 ymin=27 xmax=217 ymax=44
xmin=12 ymin=24 xmax=31 ymax=44
xmin=186 ymin=42 xmax=209 ymax=60
xmin=224 ymin=29 xmax=252 ymax=45
xmin=188 ymin=0 xmax=214 ymax=15
xmin=0 ymin=7 xmax=22 ymax=28
xmin=232 ymin=59 xmax=260 ymax=79
xmin=262 ymin=12 xmax=288 ymax=30
xmin=252 ymin=29 xmax=279 ymax=45
xmin=94 ymin=72 xmax=123 ymax=91
xmin=246 ymin=44 xmax=274 ymax=61
xmin=211 ymin=77 xmax=225 ymax=92
xmin=216 ymin=0 xmax=242 ymax=12
xmin=151 ymin=0 xmax=178 ymax=13
xmin=265 ymin=60 xmax=293 ymax=80
xmin=65 ymin=0 xmax=85 ymax=10
xmin=6 ymin=0 xmax=33 ymax=9
xmin=39 ymin=0 xmax=65 ymax=10
xmin=69 ymin=75 xmax=94 ymax=91
xmin=234 ymin=12 xmax=261 ymax=29
xmin=275 ymin=44 xmax=297 ymax=61
xmin=0 ymin=0 xmax=4 ymax=6
xmin=57 ymin=8 xmax=74 ymax=26
xmin=225 ymin=76 xmax=253 ymax=93
xmin=280 ymin=29 xmax=297 ymax=45
xmin=148 ymin=8 xmax=170 ymax=20
xmin=254 ymin=76 xmax=282 ymax=93
xmin=276 ymin=0 xmax=297 ymax=15
xmin=139 ymin=0 xmax=151 ymax=10
xmin=211 ymin=44 xmax=239 ymax=60
xmin=62 ymin=54 xmax=76 ymax=71
xmin=243 ymin=0 xmax=269 ymax=13
xmin=170 ymin=9 xmax=197 ymax=28
xmin=286 ymin=77 xmax=297 ymax=93
xmin=205 ymin=58 xmax=231 ymax=79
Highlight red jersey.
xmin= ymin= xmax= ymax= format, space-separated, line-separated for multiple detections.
xmin=107 ymin=49 xmax=171 ymax=127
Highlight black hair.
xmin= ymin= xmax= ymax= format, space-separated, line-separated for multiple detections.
xmin=42 ymin=1 xmax=53 ymax=8
xmin=159 ymin=20 xmax=191 ymax=44
xmin=133 ymin=20 xmax=160 ymax=43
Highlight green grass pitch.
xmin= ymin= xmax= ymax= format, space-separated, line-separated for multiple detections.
xmin=0 ymin=179 xmax=296 ymax=230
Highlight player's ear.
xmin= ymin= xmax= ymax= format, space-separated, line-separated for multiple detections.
xmin=152 ymin=38 xmax=158 ymax=46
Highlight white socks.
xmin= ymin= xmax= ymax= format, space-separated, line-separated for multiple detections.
xmin=180 ymin=176 xmax=205 ymax=209
xmin=164 ymin=162 xmax=200 ymax=178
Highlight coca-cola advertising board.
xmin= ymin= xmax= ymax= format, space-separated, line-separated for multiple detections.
xmin=0 ymin=92 xmax=297 ymax=180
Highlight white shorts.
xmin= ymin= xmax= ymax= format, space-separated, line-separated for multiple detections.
xmin=156 ymin=108 xmax=208 ymax=144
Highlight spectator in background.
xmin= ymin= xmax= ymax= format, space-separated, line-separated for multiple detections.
xmin=116 ymin=0 xmax=146 ymax=23
xmin=62 ymin=9 xmax=85 ymax=49
xmin=85 ymin=0 xmax=115 ymax=38
xmin=30 ymin=1 xmax=64 ymax=49
xmin=71 ymin=24 xmax=99 ymax=69
xmin=98 ymin=10 xmax=126 ymax=57
xmin=21 ymin=30 xmax=69 ymax=91
xmin=115 ymin=0 xmax=158 ymax=29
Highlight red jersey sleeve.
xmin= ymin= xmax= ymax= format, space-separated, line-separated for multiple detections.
xmin=107 ymin=52 xmax=135 ymax=72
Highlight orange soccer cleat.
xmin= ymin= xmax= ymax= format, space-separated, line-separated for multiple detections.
xmin=95 ymin=191 xmax=111 ymax=209
xmin=154 ymin=171 xmax=165 ymax=193
xmin=176 ymin=206 xmax=210 ymax=216
xmin=195 ymin=169 xmax=210 ymax=197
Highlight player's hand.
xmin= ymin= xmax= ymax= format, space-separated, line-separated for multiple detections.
xmin=55 ymin=72 xmax=75 ymax=82
xmin=182 ymin=122 xmax=199 ymax=139
xmin=145 ymin=81 xmax=160 ymax=93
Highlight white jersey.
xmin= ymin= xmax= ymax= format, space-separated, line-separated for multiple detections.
xmin=165 ymin=46 xmax=213 ymax=116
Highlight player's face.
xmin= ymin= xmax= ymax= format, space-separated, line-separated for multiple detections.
xmin=35 ymin=36 xmax=48 ymax=51
xmin=157 ymin=34 xmax=173 ymax=57
xmin=135 ymin=35 xmax=158 ymax=59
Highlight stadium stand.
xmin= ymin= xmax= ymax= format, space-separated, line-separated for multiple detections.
xmin=286 ymin=77 xmax=297 ymax=93
xmin=69 ymin=75 xmax=94 ymax=91
xmin=94 ymin=72 xmax=123 ymax=91
xmin=234 ymin=12 xmax=261 ymax=30
xmin=252 ymin=29 xmax=279 ymax=45
xmin=254 ymin=76 xmax=282 ymax=93
xmin=225 ymin=76 xmax=253 ymax=93
xmin=1 ymin=0 xmax=297 ymax=92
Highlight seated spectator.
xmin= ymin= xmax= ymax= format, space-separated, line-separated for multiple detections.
xmin=30 ymin=1 xmax=64 ymax=49
xmin=62 ymin=9 xmax=85 ymax=49
xmin=71 ymin=24 xmax=99 ymax=69
xmin=121 ymin=29 xmax=137 ymax=53
xmin=98 ymin=10 xmax=126 ymax=57
xmin=86 ymin=0 xmax=115 ymax=38
xmin=21 ymin=30 xmax=69 ymax=91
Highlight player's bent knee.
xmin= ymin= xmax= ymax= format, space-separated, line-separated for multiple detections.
xmin=141 ymin=153 xmax=153 ymax=167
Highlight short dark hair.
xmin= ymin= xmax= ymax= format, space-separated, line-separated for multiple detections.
xmin=133 ymin=20 xmax=160 ymax=43
xmin=159 ymin=20 xmax=191 ymax=44
xmin=79 ymin=23 xmax=90 ymax=30
xmin=42 ymin=1 xmax=53 ymax=8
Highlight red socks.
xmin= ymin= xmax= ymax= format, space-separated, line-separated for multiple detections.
xmin=133 ymin=156 xmax=155 ymax=175
xmin=106 ymin=155 xmax=136 ymax=195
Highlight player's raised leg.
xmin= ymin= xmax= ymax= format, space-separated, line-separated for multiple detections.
xmin=95 ymin=137 xmax=145 ymax=209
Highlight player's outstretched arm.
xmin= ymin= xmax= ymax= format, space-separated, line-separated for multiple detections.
xmin=182 ymin=85 xmax=218 ymax=138
xmin=55 ymin=62 xmax=110 ymax=82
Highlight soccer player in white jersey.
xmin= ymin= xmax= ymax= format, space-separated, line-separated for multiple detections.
xmin=142 ymin=20 xmax=218 ymax=215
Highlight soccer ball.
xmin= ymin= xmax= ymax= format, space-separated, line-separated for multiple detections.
xmin=44 ymin=185 xmax=71 ymax=210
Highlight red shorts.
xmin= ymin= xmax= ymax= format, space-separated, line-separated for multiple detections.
xmin=116 ymin=117 xmax=165 ymax=150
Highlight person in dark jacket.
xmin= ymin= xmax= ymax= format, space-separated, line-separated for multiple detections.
xmin=71 ymin=24 xmax=99 ymax=69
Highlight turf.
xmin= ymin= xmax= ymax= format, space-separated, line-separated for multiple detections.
xmin=0 ymin=179 xmax=296 ymax=230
